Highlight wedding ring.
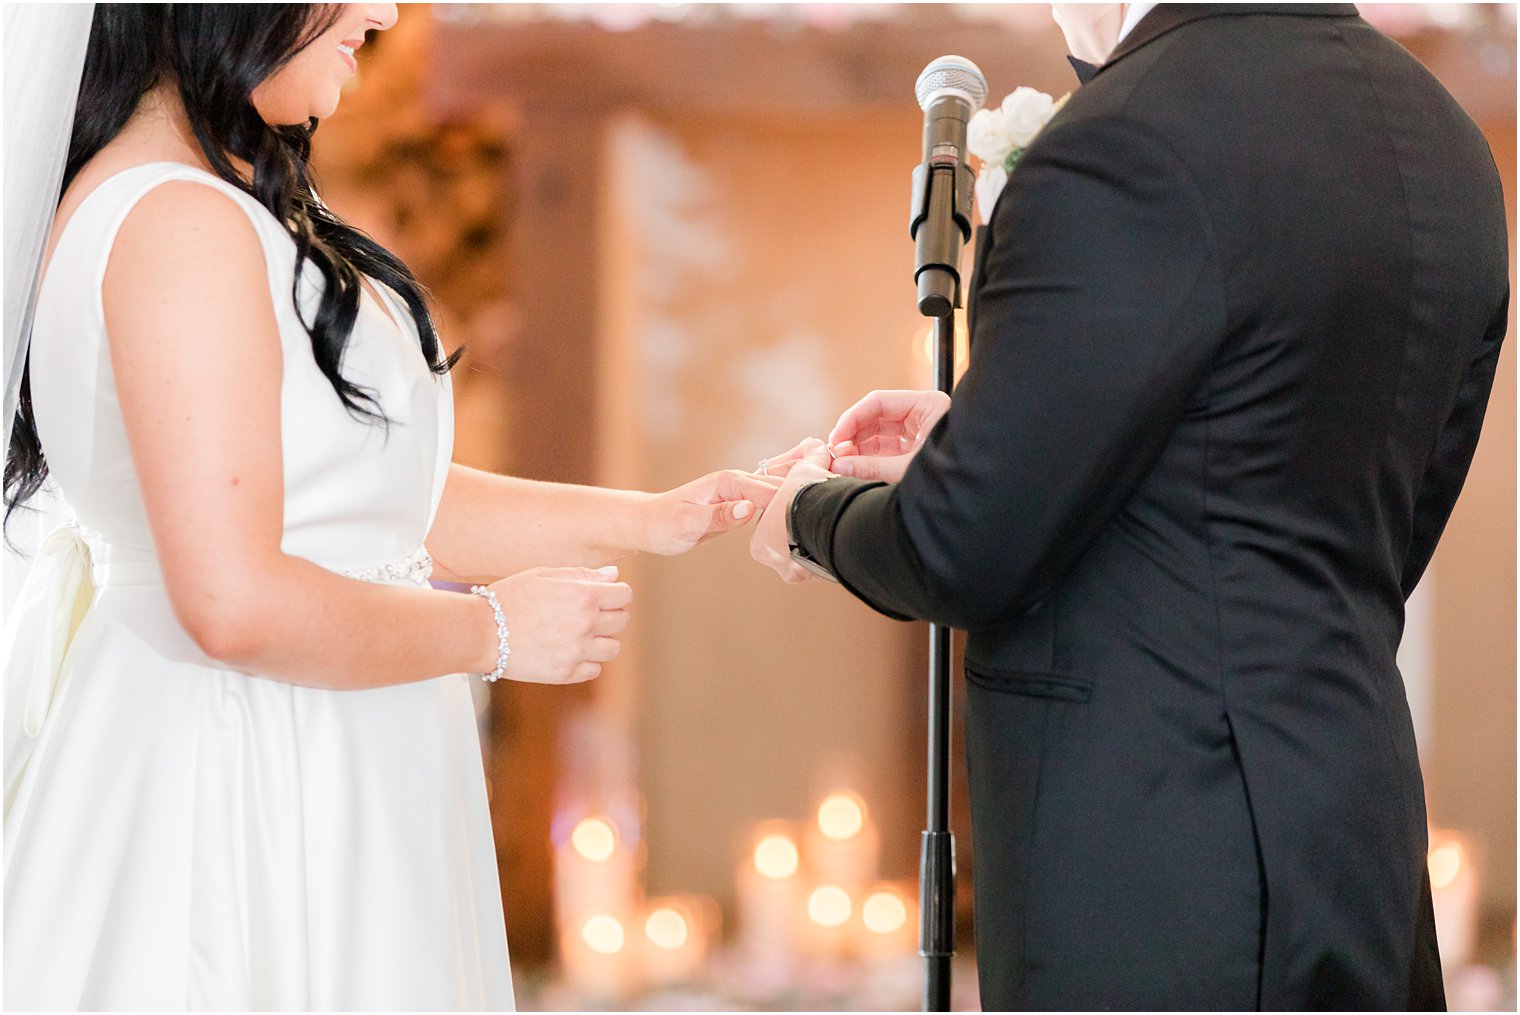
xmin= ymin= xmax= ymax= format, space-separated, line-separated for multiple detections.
xmin=758 ymin=458 xmax=770 ymax=476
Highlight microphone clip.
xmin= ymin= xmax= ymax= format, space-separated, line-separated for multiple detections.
xmin=909 ymin=159 xmax=976 ymax=245
xmin=909 ymin=159 xmax=977 ymax=317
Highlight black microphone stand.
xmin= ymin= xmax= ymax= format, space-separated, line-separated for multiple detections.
xmin=919 ymin=316 xmax=957 ymax=1014
xmin=910 ymin=146 xmax=974 ymax=1014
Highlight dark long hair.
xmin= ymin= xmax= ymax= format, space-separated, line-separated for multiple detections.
xmin=4 ymin=4 xmax=457 ymax=529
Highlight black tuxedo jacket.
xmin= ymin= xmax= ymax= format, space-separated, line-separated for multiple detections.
xmin=792 ymin=5 xmax=1508 ymax=1009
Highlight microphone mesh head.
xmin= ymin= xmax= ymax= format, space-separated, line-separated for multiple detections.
xmin=915 ymin=55 xmax=988 ymax=111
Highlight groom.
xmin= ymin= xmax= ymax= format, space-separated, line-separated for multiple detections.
xmin=752 ymin=4 xmax=1508 ymax=1010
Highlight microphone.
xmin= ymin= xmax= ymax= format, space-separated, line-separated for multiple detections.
xmin=910 ymin=55 xmax=988 ymax=318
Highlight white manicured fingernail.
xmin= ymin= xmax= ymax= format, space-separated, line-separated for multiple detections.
xmin=734 ymin=501 xmax=753 ymax=520
xmin=597 ymin=565 xmax=618 ymax=576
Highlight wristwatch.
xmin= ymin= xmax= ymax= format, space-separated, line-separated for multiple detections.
xmin=787 ymin=478 xmax=840 ymax=583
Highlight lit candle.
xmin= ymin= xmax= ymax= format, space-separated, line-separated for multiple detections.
xmin=556 ymin=814 xmax=639 ymax=915
xmin=558 ymin=911 xmax=633 ymax=1001
xmin=859 ymin=882 xmax=918 ymax=960
xmin=639 ymin=895 xmax=715 ymax=985
xmin=736 ymin=821 xmax=803 ymax=973
xmin=1428 ymin=828 xmax=1478 ymax=972
xmin=800 ymin=882 xmax=856 ymax=957
xmin=803 ymin=791 xmax=880 ymax=897
xmin=554 ymin=813 xmax=639 ymax=1000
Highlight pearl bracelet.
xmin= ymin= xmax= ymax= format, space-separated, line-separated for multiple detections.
xmin=470 ymin=585 xmax=510 ymax=682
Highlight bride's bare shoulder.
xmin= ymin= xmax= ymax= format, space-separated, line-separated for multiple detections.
xmin=102 ymin=172 xmax=276 ymax=350
xmin=110 ymin=168 xmax=266 ymax=271
xmin=49 ymin=153 xmax=265 ymax=282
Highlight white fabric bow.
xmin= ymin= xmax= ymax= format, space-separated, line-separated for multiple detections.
xmin=2 ymin=522 xmax=95 ymax=819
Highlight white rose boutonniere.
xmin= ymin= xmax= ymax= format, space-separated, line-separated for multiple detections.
xmin=1002 ymin=87 xmax=1057 ymax=147
xmin=967 ymin=86 xmax=1070 ymax=225
xmin=967 ymin=109 xmax=1018 ymax=168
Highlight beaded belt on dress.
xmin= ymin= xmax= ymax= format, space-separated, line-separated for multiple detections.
xmin=68 ymin=527 xmax=433 ymax=589
xmin=342 ymin=547 xmax=434 ymax=586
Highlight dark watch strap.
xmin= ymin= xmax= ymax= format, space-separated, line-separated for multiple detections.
xmin=788 ymin=479 xmax=839 ymax=582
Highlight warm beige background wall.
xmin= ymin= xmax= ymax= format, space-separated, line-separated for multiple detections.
xmin=596 ymin=111 xmax=933 ymax=903
xmin=1427 ymin=119 xmax=1516 ymax=927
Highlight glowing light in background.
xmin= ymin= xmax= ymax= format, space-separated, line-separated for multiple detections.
xmin=807 ymin=885 xmax=853 ymax=927
xmin=571 ymin=816 xmax=618 ymax=863
xmin=581 ymin=914 xmax=626 ymax=955
xmin=753 ymin=832 xmax=800 ymax=879
xmin=644 ymin=907 xmax=690 ymax=950
xmin=817 ymin=792 xmax=866 ymax=840
xmin=862 ymin=888 xmax=909 ymax=935
xmin=1429 ymin=841 xmax=1464 ymax=890
xmin=914 ymin=319 xmax=971 ymax=377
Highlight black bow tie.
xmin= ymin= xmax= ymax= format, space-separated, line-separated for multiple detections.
xmin=1068 ymin=55 xmax=1100 ymax=85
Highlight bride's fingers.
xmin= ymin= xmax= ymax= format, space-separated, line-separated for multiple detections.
xmin=759 ymin=440 xmax=812 ymax=470
xmin=676 ymin=498 xmax=755 ymax=546
xmin=587 ymin=637 xmax=622 ymax=663
xmin=567 ymin=662 xmax=603 ymax=683
xmin=761 ymin=458 xmax=799 ymax=479
xmin=757 ymin=437 xmax=827 ymax=474
xmin=706 ymin=499 xmax=755 ymax=530
xmin=595 ymin=609 xmax=629 ymax=637
xmin=760 ymin=437 xmax=832 ymax=483
xmin=706 ymin=470 xmax=780 ymax=510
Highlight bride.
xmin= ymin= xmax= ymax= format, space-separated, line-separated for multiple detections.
xmin=2 ymin=4 xmax=777 ymax=1010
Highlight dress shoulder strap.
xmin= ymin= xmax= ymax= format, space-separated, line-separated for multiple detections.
xmin=39 ymin=161 xmax=302 ymax=352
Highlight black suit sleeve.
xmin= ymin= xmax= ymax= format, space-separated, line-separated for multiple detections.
xmin=793 ymin=116 xmax=1227 ymax=630
xmin=1400 ymin=290 xmax=1510 ymax=596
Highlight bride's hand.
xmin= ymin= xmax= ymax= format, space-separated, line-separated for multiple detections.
xmin=486 ymin=566 xmax=632 ymax=683
xmin=641 ymin=470 xmax=783 ymax=556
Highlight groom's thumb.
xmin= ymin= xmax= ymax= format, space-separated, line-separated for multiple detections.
xmin=832 ymin=455 xmax=882 ymax=481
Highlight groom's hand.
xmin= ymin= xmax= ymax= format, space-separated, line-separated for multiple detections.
xmin=641 ymin=470 xmax=783 ymax=556
xmin=826 ymin=389 xmax=951 ymax=483
xmin=750 ymin=439 xmax=835 ymax=583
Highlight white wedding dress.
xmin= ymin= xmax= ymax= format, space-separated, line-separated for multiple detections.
xmin=3 ymin=162 xmax=515 ymax=1010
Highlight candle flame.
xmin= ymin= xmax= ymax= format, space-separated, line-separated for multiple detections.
xmin=571 ymin=816 xmax=618 ymax=863
xmin=1429 ymin=842 xmax=1463 ymax=890
xmin=581 ymin=914 xmax=625 ymax=955
xmin=807 ymin=885 xmax=853 ymax=927
xmin=817 ymin=792 xmax=866 ymax=840
xmin=863 ymin=889 xmax=909 ymax=934
xmin=644 ymin=907 xmax=689 ymax=950
xmin=753 ymin=833 xmax=800 ymax=879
